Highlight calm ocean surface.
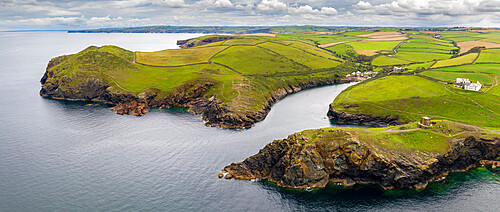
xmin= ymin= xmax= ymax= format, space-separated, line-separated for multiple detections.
xmin=0 ymin=32 xmax=498 ymax=211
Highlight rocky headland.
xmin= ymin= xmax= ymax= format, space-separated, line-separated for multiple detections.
xmin=327 ymin=106 xmax=403 ymax=127
xmin=222 ymin=121 xmax=500 ymax=190
xmin=40 ymin=53 xmax=357 ymax=129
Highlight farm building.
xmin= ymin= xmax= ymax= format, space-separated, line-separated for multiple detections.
xmin=418 ymin=117 xmax=432 ymax=128
xmin=455 ymin=78 xmax=482 ymax=91
xmin=464 ymin=81 xmax=482 ymax=91
xmin=456 ymin=78 xmax=471 ymax=84
xmin=393 ymin=66 xmax=404 ymax=72
xmin=363 ymin=71 xmax=378 ymax=77
xmin=347 ymin=71 xmax=363 ymax=77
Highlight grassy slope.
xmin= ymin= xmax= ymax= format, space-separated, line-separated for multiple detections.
xmin=475 ymin=49 xmax=500 ymax=63
xmin=404 ymin=61 xmax=436 ymax=70
xmin=432 ymin=64 xmax=500 ymax=74
xmin=346 ymin=40 xmax=401 ymax=55
xmin=277 ymin=32 xmax=364 ymax=45
xmin=420 ymin=71 xmax=495 ymax=85
xmin=136 ymin=46 xmax=227 ymax=66
xmin=299 ymin=120 xmax=497 ymax=162
xmin=45 ymin=35 xmax=349 ymax=118
xmin=430 ymin=53 xmax=478 ymax=68
xmin=372 ymin=56 xmax=412 ymax=66
xmin=331 ymin=75 xmax=500 ymax=128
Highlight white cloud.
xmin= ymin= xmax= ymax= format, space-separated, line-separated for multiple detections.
xmin=214 ymin=0 xmax=233 ymax=8
xmin=289 ymin=5 xmax=337 ymax=16
xmin=1 ymin=0 xmax=500 ymax=30
xmin=353 ymin=0 xmax=498 ymax=16
xmin=47 ymin=10 xmax=80 ymax=16
xmin=159 ymin=0 xmax=186 ymax=8
xmin=320 ymin=7 xmax=338 ymax=15
xmin=256 ymin=0 xmax=287 ymax=12
xmin=0 ymin=15 xmax=151 ymax=27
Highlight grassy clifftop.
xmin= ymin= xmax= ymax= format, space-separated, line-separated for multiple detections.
xmin=329 ymin=75 xmax=500 ymax=129
xmin=223 ymin=120 xmax=500 ymax=189
xmin=40 ymin=35 xmax=353 ymax=128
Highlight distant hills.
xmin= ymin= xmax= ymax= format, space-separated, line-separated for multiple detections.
xmin=67 ymin=26 xmax=495 ymax=34
xmin=68 ymin=26 xmax=384 ymax=34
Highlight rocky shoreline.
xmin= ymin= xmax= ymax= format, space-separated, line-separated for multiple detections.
xmin=177 ymin=36 xmax=233 ymax=48
xmin=327 ymin=107 xmax=403 ymax=127
xmin=221 ymin=127 xmax=500 ymax=190
xmin=40 ymin=60 xmax=358 ymax=129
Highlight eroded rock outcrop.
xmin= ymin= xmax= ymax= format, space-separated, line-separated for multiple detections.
xmin=39 ymin=44 xmax=359 ymax=129
xmin=177 ymin=36 xmax=233 ymax=48
xmin=41 ymin=62 xmax=358 ymax=129
xmin=222 ymin=124 xmax=500 ymax=190
xmin=327 ymin=106 xmax=403 ymax=127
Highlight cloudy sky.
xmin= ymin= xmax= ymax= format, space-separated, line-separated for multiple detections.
xmin=1 ymin=0 xmax=499 ymax=31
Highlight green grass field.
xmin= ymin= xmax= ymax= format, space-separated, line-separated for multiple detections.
xmin=399 ymin=42 xmax=456 ymax=50
xmin=404 ymin=61 xmax=435 ymax=70
xmin=45 ymin=35 xmax=354 ymax=121
xmin=44 ymin=30 xmax=500 ymax=131
xmin=277 ymin=32 xmax=365 ymax=45
xmin=420 ymin=70 xmax=495 ymax=84
xmin=397 ymin=48 xmax=454 ymax=54
xmin=346 ymin=40 xmax=401 ymax=56
xmin=394 ymin=52 xmax=452 ymax=63
xmin=430 ymin=53 xmax=478 ymax=68
xmin=475 ymin=49 xmax=500 ymax=63
xmin=258 ymin=42 xmax=341 ymax=69
xmin=326 ymin=44 xmax=358 ymax=60
xmin=372 ymin=55 xmax=412 ymax=66
xmin=136 ymin=46 xmax=227 ymax=66
xmin=432 ymin=64 xmax=500 ymax=75
xmin=331 ymin=75 xmax=500 ymax=128
xmin=211 ymin=45 xmax=305 ymax=74
xmin=222 ymin=38 xmax=266 ymax=46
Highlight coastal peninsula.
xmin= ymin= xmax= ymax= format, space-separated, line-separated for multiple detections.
xmin=40 ymin=34 xmax=359 ymax=129
xmin=222 ymin=120 xmax=499 ymax=190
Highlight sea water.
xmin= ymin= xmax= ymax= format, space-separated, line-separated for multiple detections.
xmin=0 ymin=32 xmax=498 ymax=211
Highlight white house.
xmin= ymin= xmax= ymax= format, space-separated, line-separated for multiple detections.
xmin=456 ymin=78 xmax=471 ymax=84
xmin=464 ymin=81 xmax=482 ymax=91
xmin=393 ymin=66 xmax=404 ymax=72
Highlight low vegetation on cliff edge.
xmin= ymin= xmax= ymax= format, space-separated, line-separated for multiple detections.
xmin=40 ymin=35 xmax=356 ymax=128
xmin=223 ymin=120 xmax=499 ymax=190
xmin=330 ymin=75 xmax=500 ymax=129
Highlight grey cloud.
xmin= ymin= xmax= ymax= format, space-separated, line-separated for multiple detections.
xmin=0 ymin=0 xmax=499 ymax=30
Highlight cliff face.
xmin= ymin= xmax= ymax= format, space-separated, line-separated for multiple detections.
xmin=223 ymin=124 xmax=500 ymax=189
xmin=40 ymin=55 xmax=357 ymax=128
xmin=327 ymin=106 xmax=403 ymax=127
xmin=177 ymin=36 xmax=233 ymax=48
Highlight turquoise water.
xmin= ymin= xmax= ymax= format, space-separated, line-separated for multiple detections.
xmin=0 ymin=32 xmax=498 ymax=211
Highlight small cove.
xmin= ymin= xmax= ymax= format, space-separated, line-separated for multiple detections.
xmin=0 ymin=32 xmax=498 ymax=211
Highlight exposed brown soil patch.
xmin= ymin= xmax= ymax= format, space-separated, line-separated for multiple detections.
xmin=355 ymin=49 xmax=380 ymax=56
xmin=352 ymin=32 xmax=407 ymax=41
xmin=457 ymin=41 xmax=500 ymax=54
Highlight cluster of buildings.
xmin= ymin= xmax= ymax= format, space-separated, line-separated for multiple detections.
xmin=455 ymin=78 xmax=482 ymax=91
xmin=346 ymin=71 xmax=378 ymax=79
xmin=388 ymin=66 xmax=405 ymax=75
xmin=429 ymin=34 xmax=443 ymax=39
xmin=306 ymin=31 xmax=341 ymax=35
